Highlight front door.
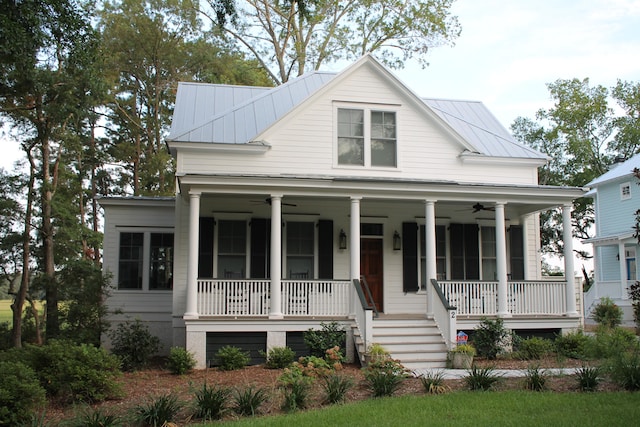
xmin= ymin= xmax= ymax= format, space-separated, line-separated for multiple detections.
xmin=361 ymin=238 xmax=383 ymax=312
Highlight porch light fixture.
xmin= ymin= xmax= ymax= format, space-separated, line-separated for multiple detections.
xmin=339 ymin=229 xmax=347 ymax=250
xmin=393 ymin=231 xmax=401 ymax=251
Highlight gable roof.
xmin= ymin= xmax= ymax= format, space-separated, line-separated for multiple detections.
xmin=587 ymin=153 xmax=640 ymax=187
xmin=168 ymin=55 xmax=547 ymax=161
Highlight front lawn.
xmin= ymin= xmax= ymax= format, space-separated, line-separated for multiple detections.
xmin=216 ymin=391 xmax=640 ymax=426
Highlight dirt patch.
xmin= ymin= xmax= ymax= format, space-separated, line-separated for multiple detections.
xmin=45 ymin=357 xmax=617 ymax=425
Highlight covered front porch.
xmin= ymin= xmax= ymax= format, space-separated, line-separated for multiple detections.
xmin=175 ymin=176 xmax=584 ymax=367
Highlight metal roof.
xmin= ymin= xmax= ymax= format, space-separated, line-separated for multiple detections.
xmin=168 ymin=72 xmax=336 ymax=144
xmin=587 ymin=152 xmax=640 ymax=187
xmin=168 ymin=57 xmax=548 ymax=160
xmin=423 ymin=98 xmax=547 ymax=160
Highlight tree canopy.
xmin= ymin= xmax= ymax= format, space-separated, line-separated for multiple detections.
xmin=201 ymin=0 xmax=461 ymax=84
xmin=512 ymin=78 xmax=640 ymax=258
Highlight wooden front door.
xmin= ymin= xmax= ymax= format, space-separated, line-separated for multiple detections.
xmin=361 ymin=238 xmax=383 ymax=312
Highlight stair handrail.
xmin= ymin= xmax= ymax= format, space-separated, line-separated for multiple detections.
xmin=431 ymin=278 xmax=457 ymax=350
xmin=352 ymin=278 xmax=374 ymax=360
xmin=358 ymin=276 xmax=379 ymax=318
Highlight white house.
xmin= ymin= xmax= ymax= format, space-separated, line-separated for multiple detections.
xmin=100 ymin=55 xmax=585 ymax=369
xmin=584 ymin=154 xmax=640 ymax=326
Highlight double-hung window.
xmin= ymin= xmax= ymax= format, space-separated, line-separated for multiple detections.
xmin=217 ymin=220 xmax=247 ymax=278
xmin=286 ymin=222 xmax=314 ymax=278
xmin=118 ymin=231 xmax=174 ymax=290
xmin=337 ymin=107 xmax=397 ymax=167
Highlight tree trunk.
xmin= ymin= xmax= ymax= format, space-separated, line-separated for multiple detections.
xmin=40 ymin=128 xmax=59 ymax=339
xmin=11 ymin=147 xmax=36 ymax=348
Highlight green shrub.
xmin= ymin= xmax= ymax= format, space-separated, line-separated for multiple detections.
xmin=279 ymin=366 xmax=313 ymax=412
xmin=362 ymin=358 xmax=408 ymax=397
xmin=473 ymin=318 xmax=509 ymax=360
xmin=575 ymin=365 xmax=600 ymax=392
xmin=592 ymin=297 xmax=623 ymax=329
xmin=65 ymin=407 xmax=122 ymax=427
xmin=585 ymin=327 xmax=638 ymax=359
xmin=25 ymin=340 xmax=122 ymax=404
xmin=419 ymin=370 xmax=448 ymax=394
xmin=304 ymin=321 xmax=346 ymax=357
xmin=215 ymin=345 xmax=250 ymax=371
xmin=608 ymin=349 xmax=640 ymax=391
xmin=233 ymin=386 xmax=268 ymax=417
xmin=263 ymin=346 xmax=295 ymax=369
xmin=555 ymin=330 xmax=590 ymax=359
xmin=0 ymin=361 xmax=46 ymax=426
xmin=192 ymin=383 xmax=231 ymax=421
xmin=0 ymin=322 xmax=11 ymax=351
xmin=523 ymin=366 xmax=547 ymax=391
xmin=166 ymin=347 xmax=196 ymax=375
xmin=135 ymin=393 xmax=182 ymax=426
xmin=108 ymin=319 xmax=160 ymax=371
xmin=322 ymin=374 xmax=354 ymax=404
xmin=464 ymin=365 xmax=501 ymax=391
xmin=516 ymin=337 xmax=555 ymax=360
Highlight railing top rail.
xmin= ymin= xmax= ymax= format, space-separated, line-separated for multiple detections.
xmin=353 ymin=278 xmax=377 ymax=317
xmin=431 ymin=279 xmax=457 ymax=311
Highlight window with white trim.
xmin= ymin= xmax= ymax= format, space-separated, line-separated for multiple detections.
xmin=118 ymin=231 xmax=174 ymax=290
xmin=621 ymin=182 xmax=631 ymax=200
xmin=217 ymin=220 xmax=246 ymax=278
xmin=481 ymin=226 xmax=497 ymax=280
xmin=286 ymin=221 xmax=315 ymax=278
xmin=337 ymin=108 xmax=397 ymax=167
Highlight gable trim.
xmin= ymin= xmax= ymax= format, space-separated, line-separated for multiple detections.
xmin=168 ymin=141 xmax=271 ymax=156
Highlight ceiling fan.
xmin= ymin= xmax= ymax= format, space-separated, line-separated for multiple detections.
xmin=472 ymin=202 xmax=494 ymax=213
xmin=251 ymin=197 xmax=297 ymax=207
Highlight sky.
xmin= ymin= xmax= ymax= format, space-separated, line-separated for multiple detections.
xmin=396 ymin=0 xmax=640 ymax=128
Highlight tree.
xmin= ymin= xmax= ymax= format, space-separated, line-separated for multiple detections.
xmin=201 ymin=0 xmax=461 ymax=84
xmin=511 ymin=78 xmax=640 ymax=259
xmin=99 ymin=0 xmax=272 ymax=196
xmin=0 ymin=0 xmax=101 ymax=339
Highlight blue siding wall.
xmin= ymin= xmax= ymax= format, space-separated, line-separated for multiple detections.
xmin=597 ymin=179 xmax=638 ymax=236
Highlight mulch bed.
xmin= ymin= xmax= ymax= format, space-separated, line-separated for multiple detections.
xmin=45 ymin=356 xmax=619 ymax=425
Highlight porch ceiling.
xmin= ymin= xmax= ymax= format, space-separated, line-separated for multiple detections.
xmin=178 ymin=174 xmax=585 ymax=220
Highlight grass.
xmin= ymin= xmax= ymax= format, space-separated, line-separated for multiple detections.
xmin=0 ymin=300 xmax=13 ymax=323
xmin=0 ymin=299 xmax=44 ymax=324
xmin=212 ymin=392 xmax=640 ymax=426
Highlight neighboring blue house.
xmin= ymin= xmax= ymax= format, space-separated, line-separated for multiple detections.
xmin=584 ymin=154 xmax=640 ymax=325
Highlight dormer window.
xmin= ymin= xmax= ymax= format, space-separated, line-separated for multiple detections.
xmin=337 ymin=107 xmax=397 ymax=167
xmin=621 ymin=182 xmax=631 ymax=200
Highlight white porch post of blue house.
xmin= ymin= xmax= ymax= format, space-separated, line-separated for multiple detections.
xmin=496 ymin=202 xmax=511 ymax=317
xmin=270 ymin=195 xmax=283 ymax=318
xmin=425 ymin=200 xmax=437 ymax=317
xmin=619 ymin=241 xmax=627 ymax=300
xmin=185 ymin=191 xmax=201 ymax=319
xmin=563 ymin=204 xmax=578 ymax=316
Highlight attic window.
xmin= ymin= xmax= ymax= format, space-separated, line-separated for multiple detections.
xmin=621 ymin=182 xmax=631 ymax=200
xmin=337 ymin=107 xmax=397 ymax=168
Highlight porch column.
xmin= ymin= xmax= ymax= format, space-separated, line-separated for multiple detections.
xmin=521 ymin=214 xmax=531 ymax=280
xmin=270 ymin=195 xmax=283 ymax=318
xmin=425 ymin=200 xmax=437 ymax=317
xmin=619 ymin=241 xmax=627 ymax=299
xmin=185 ymin=191 xmax=201 ymax=319
xmin=563 ymin=204 xmax=578 ymax=316
xmin=496 ymin=202 xmax=511 ymax=317
xmin=350 ymin=197 xmax=361 ymax=281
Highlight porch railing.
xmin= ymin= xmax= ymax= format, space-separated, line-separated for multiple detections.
xmin=430 ymin=279 xmax=457 ymax=350
xmin=197 ymin=279 xmax=351 ymax=317
xmin=438 ymin=280 xmax=567 ymax=316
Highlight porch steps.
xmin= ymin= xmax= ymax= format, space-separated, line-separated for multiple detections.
xmin=354 ymin=318 xmax=449 ymax=369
